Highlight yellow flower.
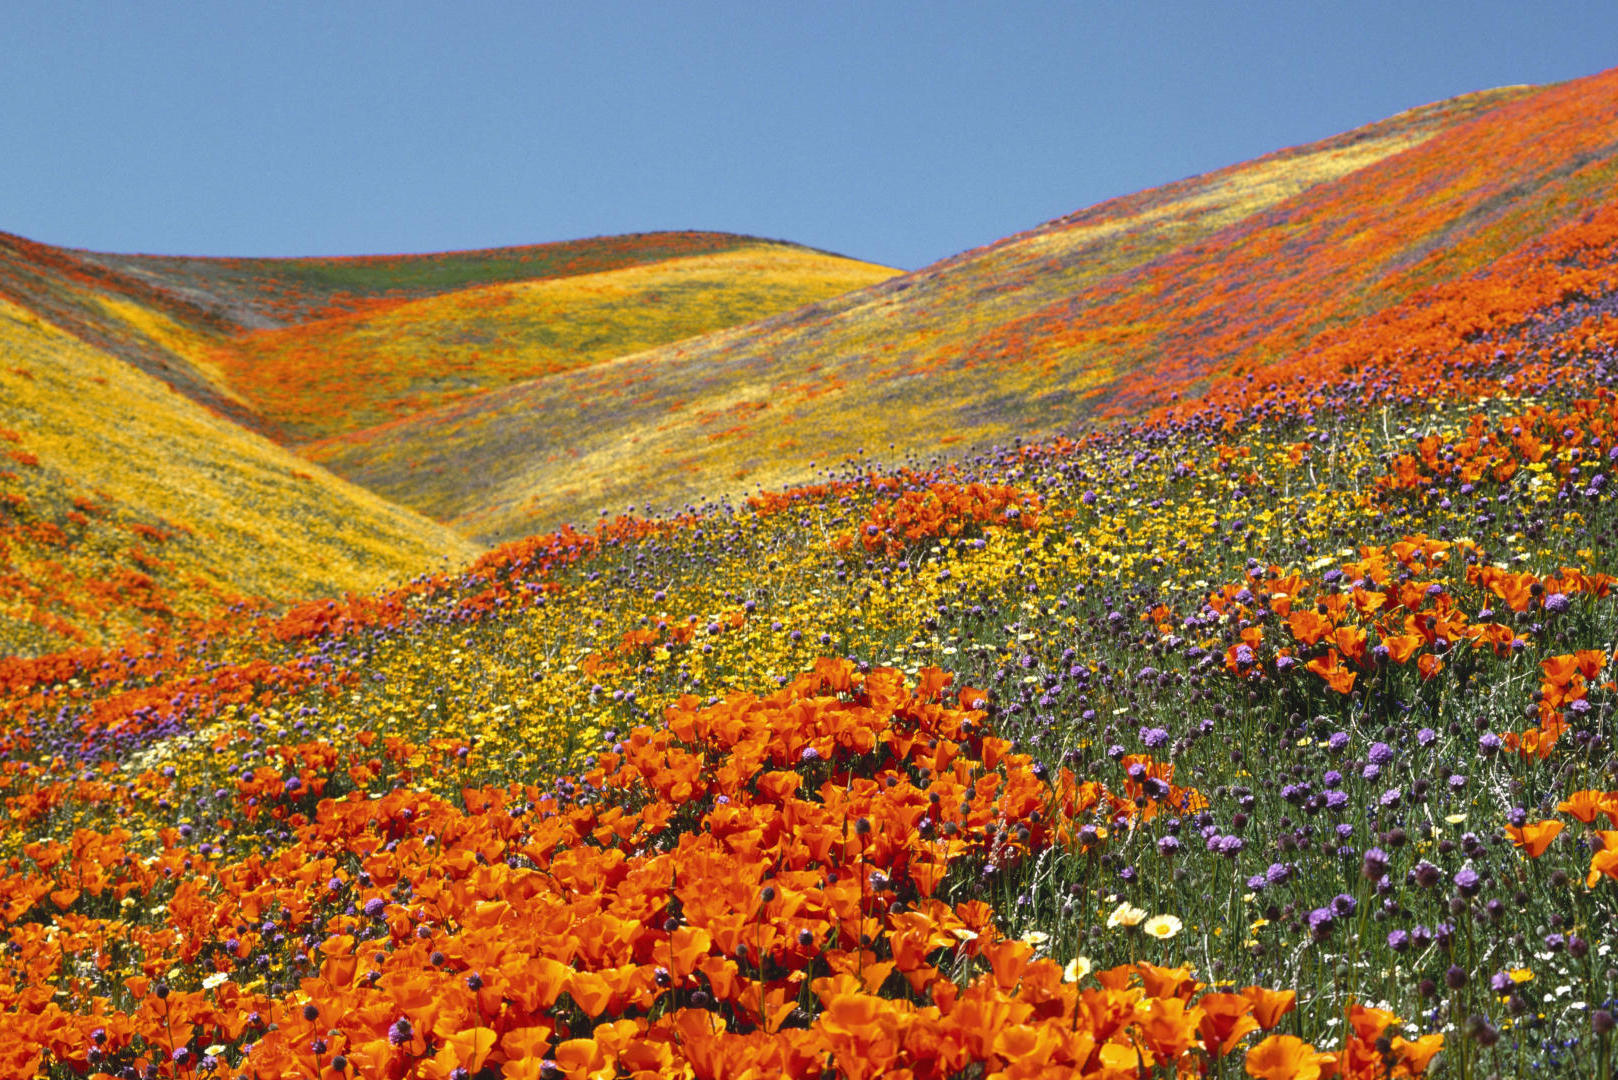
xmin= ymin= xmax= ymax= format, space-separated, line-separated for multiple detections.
xmin=1106 ymin=901 xmax=1147 ymax=929
xmin=1143 ymin=914 xmax=1182 ymax=940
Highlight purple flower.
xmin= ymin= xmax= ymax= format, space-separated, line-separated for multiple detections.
xmin=1308 ymin=907 xmax=1335 ymax=940
xmin=1417 ymin=727 xmax=1437 ymax=747
xmin=1139 ymin=726 xmax=1170 ymax=749
xmin=1387 ymin=929 xmax=1410 ymax=952
xmin=1479 ymin=732 xmax=1502 ymax=753
xmin=1455 ymin=867 xmax=1481 ymax=896
xmin=1368 ymin=742 xmax=1393 ymax=765
xmin=363 ymin=897 xmax=386 ymax=919
xmin=1328 ymin=731 xmax=1350 ymax=752
xmin=1331 ymin=893 xmax=1358 ymax=917
xmin=1412 ymin=861 xmax=1443 ymax=889
xmin=388 ymin=1018 xmax=413 ymax=1046
xmin=1266 ymin=862 xmax=1291 ymax=885
xmin=1544 ymin=593 xmax=1570 ymax=614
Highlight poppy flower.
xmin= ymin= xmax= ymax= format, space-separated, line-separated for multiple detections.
xmin=1245 ymin=1033 xmax=1337 ymax=1080
xmin=1507 ymin=818 xmax=1564 ymax=857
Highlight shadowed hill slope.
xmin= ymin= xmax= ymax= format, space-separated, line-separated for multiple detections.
xmin=305 ymin=78 xmax=1607 ymax=542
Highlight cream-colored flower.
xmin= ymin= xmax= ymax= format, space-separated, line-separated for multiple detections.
xmin=1106 ymin=901 xmax=1147 ymax=929
xmin=1063 ymin=955 xmax=1093 ymax=982
xmin=1020 ymin=930 xmax=1051 ymax=947
xmin=1143 ymin=914 xmax=1182 ymax=940
xmin=201 ymin=972 xmax=229 ymax=990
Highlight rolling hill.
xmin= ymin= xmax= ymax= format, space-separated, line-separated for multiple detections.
xmin=304 ymin=74 xmax=1618 ymax=543
xmin=6 ymin=66 xmax=1618 ymax=1079
xmin=0 ymin=231 xmax=896 ymax=650
xmin=0 ymin=296 xmax=480 ymax=655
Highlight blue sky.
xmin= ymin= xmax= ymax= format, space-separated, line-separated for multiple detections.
xmin=3 ymin=2 xmax=1615 ymax=270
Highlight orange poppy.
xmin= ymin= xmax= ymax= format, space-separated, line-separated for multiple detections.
xmin=1507 ymin=819 xmax=1564 ymax=857
xmin=1242 ymin=986 xmax=1297 ymax=1030
xmin=1245 ymin=1033 xmax=1337 ymax=1080
xmin=1557 ymin=790 xmax=1606 ymax=824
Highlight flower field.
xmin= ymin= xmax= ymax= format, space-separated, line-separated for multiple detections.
xmin=5 ymin=71 xmax=1618 ymax=1079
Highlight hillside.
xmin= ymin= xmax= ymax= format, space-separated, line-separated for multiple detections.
xmin=6 ymin=69 xmax=1618 ymax=1079
xmin=0 ymin=297 xmax=479 ymax=655
xmin=221 ymin=244 xmax=898 ymax=442
xmin=301 ymin=76 xmax=1618 ymax=543
xmin=0 ymin=231 xmax=894 ymax=648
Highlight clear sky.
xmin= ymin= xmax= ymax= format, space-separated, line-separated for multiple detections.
xmin=3 ymin=2 xmax=1616 ymax=271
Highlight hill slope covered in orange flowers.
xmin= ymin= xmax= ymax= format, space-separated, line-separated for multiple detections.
xmin=304 ymin=74 xmax=1618 ymax=542
xmin=8 ymin=66 xmax=1618 ymax=1080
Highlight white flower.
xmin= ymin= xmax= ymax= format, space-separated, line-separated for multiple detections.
xmin=1020 ymin=930 xmax=1051 ymax=947
xmin=1143 ymin=914 xmax=1182 ymax=940
xmin=1106 ymin=902 xmax=1147 ymax=929
xmin=201 ymin=972 xmax=229 ymax=990
xmin=1063 ymin=956 xmax=1093 ymax=982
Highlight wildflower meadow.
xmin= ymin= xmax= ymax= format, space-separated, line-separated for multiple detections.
xmin=4 ymin=68 xmax=1618 ymax=1080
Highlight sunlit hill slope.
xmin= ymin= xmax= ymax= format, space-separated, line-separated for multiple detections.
xmin=0 ymin=231 xmax=897 ymax=651
xmin=307 ymin=73 xmax=1618 ymax=542
xmin=9 ymin=67 xmax=1618 ymax=1079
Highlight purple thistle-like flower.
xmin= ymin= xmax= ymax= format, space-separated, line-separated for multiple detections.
xmin=1328 ymin=731 xmax=1350 ymax=752
xmin=1412 ymin=860 xmax=1444 ymax=889
xmin=1544 ymin=593 xmax=1570 ymax=614
xmin=1266 ymin=862 xmax=1290 ymax=885
xmin=1417 ymin=727 xmax=1437 ymax=747
xmin=388 ymin=1018 xmax=414 ymax=1046
xmin=363 ymin=897 xmax=386 ymax=919
xmin=1368 ymin=742 xmax=1394 ymax=765
xmin=1331 ymin=893 xmax=1358 ymax=917
xmin=1388 ymin=929 xmax=1411 ymax=952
